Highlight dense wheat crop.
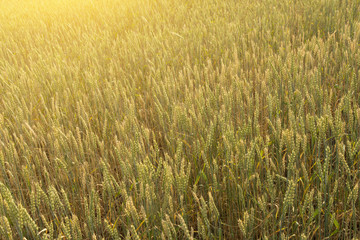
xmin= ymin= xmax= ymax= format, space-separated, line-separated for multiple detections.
xmin=0 ymin=0 xmax=360 ymax=239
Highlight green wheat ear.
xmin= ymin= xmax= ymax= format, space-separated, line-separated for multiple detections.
xmin=178 ymin=214 xmax=193 ymax=240
xmin=1 ymin=216 xmax=13 ymax=240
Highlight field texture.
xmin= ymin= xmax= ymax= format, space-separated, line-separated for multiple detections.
xmin=1 ymin=0 xmax=360 ymax=239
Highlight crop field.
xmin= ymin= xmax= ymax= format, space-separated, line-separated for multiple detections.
xmin=0 ymin=0 xmax=360 ymax=239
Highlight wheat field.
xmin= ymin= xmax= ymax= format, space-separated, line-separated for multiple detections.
xmin=0 ymin=0 xmax=360 ymax=239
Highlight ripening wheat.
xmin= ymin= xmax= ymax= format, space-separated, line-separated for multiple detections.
xmin=0 ymin=0 xmax=360 ymax=239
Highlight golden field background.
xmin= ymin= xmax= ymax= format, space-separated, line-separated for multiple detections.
xmin=1 ymin=0 xmax=360 ymax=239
